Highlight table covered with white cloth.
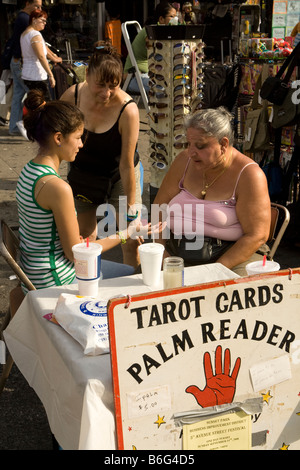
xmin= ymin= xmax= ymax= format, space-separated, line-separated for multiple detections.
xmin=4 ymin=264 xmax=239 ymax=450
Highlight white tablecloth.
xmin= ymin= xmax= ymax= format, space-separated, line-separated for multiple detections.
xmin=4 ymin=264 xmax=239 ymax=450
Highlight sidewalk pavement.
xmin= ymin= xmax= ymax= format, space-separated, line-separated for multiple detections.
xmin=0 ymin=107 xmax=299 ymax=449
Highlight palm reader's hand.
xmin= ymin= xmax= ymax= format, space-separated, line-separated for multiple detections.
xmin=186 ymin=346 xmax=241 ymax=408
xmin=127 ymin=221 xmax=166 ymax=245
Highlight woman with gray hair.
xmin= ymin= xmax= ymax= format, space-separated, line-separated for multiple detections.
xmin=154 ymin=107 xmax=271 ymax=276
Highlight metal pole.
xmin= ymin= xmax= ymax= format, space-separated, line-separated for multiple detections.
xmin=97 ymin=1 xmax=106 ymax=40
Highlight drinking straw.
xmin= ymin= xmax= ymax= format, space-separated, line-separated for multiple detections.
xmin=262 ymin=254 xmax=266 ymax=266
xmin=86 ymin=237 xmax=89 ymax=248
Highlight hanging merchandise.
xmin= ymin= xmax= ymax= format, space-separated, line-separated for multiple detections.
xmin=243 ymin=64 xmax=271 ymax=153
xmin=202 ymin=63 xmax=241 ymax=111
xmin=145 ymin=25 xmax=206 ymax=189
xmin=260 ymin=41 xmax=300 ymax=105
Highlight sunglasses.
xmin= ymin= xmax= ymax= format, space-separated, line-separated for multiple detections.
xmin=153 ymin=112 xmax=168 ymax=120
xmin=149 ymin=101 xmax=168 ymax=108
xmin=174 ymin=53 xmax=190 ymax=61
xmin=174 ymin=43 xmax=191 ymax=53
xmin=174 ymin=94 xmax=192 ymax=104
xmin=154 ymin=42 xmax=164 ymax=50
xmin=173 ymin=75 xmax=191 ymax=85
xmin=150 ymin=151 xmax=168 ymax=164
xmin=174 ymin=84 xmax=192 ymax=93
xmin=173 ymin=64 xmax=191 ymax=74
xmin=174 ymin=141 xmax=188 ymax=149
xmin=192 ymin=101 xmax=203 ymax=112
xmin=174 ymin=104 xmax=192 ymax=113
xmin=150 ymin=127 xmax=168 ymax=139
xmin=148 ymin=52 xmax=165 ymax=62
xmin=152 ymin=161 xmax=167 ymax=170
xmin=151 ymin=142 xmax=168 ymax=154
xmin=174 ymin=123 xmax=185 ymax=131
xmin=149 ymin=90 xmax=168 ymax=99
xmin=149 ymin=63 xmax=164 ymax=72
xmin=149 ymin=71 xmax=168 ymax=85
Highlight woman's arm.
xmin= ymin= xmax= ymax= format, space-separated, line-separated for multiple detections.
xmin=30 ymin=35 xmax=55 ymax=88
xmin=217 ymin=164 xmax=271 ymax=269
xmin=46 ymin=45 xmax=62 ymax=64
xmin=153 ymin=152 xmax=188 ymax=250
xmin=37 ymin=177 xmax=163 ymax=261
xmin=60 ymin=84 xmax=77 ymax=103
xmin=118 ymin=101 xmax=140 ymax=211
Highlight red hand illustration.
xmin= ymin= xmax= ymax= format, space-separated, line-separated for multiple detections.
xmin=186 ymin=345 xmax=241 ymax=408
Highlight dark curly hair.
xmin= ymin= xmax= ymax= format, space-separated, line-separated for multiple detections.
xmin=23 ymin=89 xmax=84 ymax=145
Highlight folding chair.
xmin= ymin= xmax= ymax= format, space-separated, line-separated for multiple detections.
xmin=267 ymin=203 xmax=290 ymax=261
xmin=121 ymin=21 xmax=150 ymax=113
xmin=0 ymin=219 xmax=35 ymax=394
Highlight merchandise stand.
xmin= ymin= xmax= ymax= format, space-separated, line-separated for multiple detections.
xmin=145 ymin=25 xmax=205 ymax=189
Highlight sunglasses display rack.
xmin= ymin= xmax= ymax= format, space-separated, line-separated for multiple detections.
xmin=147 ymin=38 xmax=206 ymax=189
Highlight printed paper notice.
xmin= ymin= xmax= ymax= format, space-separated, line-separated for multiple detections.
xmin=249 ymin=355 xmax=292 ymax=392
xmin=183 ymin=411 xmax=251 ymax=450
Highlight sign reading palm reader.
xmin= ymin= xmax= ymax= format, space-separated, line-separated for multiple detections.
xmin=108 ymin=269 xmax=300 ymax=450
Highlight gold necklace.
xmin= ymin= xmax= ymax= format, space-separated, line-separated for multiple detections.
xmin=201 ymin=150 xmax=232 ymax=199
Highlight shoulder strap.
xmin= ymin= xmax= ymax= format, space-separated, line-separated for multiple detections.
xmin=252 ymin=63 xmax=270 ymax=109
xmin=276 ymin=42 xmax=300 ymax=82
xmin=74 ymin=83 xmax=79 ymax=105
xmin=35 ymin=175 xmax=57 ymax=198
xmin=118 ymin=99 xmax=135 ymax=120
xmin=232 ymin=162 xmax=257 ymax=196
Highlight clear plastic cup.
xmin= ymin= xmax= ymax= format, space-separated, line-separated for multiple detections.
xmin=72 ymin=242 xmax=102 ymax=297
xmin=163 ymin=257 xmax=184 ymax=289
xmin=246 ymin=260 xmax=280 ymax=276
xmin=138 ymin=243 xmax=165 ymax=287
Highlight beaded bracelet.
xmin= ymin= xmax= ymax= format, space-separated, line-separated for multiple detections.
xmin=117 ymin=231 xmax=127 ymax=244
xmin=126 ymin=210 xmax=139 ymax=222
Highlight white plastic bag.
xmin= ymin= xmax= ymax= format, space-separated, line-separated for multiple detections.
xmin=53 ymin=293 xmax=109 ymax=356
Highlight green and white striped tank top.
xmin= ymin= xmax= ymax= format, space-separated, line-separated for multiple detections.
xmin=16 ymin=161 xmax=76 ymax=293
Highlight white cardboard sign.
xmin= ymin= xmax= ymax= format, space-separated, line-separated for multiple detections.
xmin=108 ymin=269 xmax=300 ymax=450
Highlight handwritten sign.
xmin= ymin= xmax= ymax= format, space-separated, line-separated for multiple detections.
xmin=108 ymin=269 xmax=300 ymax=450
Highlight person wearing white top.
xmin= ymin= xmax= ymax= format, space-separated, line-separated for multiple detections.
xmin=20 ymin=9 xmax=57 ymax=100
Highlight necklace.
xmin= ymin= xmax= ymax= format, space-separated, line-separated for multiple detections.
xmin=201 ymin=150 xmax=232 ymax=199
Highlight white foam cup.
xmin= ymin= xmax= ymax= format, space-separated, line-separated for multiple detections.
xmin=138 ymin=243 xmax=165 ymax=287
xmin=72 ymin=242 xmax=102 ymax=297
xmin=246 ymin=260 xmax=280 ymax=276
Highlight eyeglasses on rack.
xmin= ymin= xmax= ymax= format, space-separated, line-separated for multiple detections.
xmin=150 ymin=128 xmax=168 ymax=139
xmin=152 ymin=161 xmax=167 ymax=170
xmin=149 ymin=101 xmax=168 ymax=108
xmin=151 ymin=142 xmax=168 ymax=154
xmin=150 ymin=151 xmax=168 ymax=164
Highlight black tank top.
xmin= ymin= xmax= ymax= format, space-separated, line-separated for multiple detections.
xmin=70 ymin=84 xmax=139 ymax=179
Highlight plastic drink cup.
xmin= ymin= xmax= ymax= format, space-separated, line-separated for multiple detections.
xmin=246 ymin=260 xmax=280 ymax=276
xmin=138 ymin=243 xmax=165 ymax=287
xmin=72 ymin=242 xmax=102 ymax=297
xmin=163 ymin=257 xmax=184 ymax=289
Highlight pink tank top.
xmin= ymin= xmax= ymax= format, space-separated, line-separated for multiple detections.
xmin=168 ymin=159 xmax=257 ymax=241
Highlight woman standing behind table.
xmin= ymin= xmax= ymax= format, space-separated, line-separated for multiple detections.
xmin=20 ymin=9 xmax=60 ymax=100
xmin=60 ymin=41 xmax=142 ymax=268
xmin=16 ymin=90 xmax=161 ymax=298
xmin=154 ymin=107 xmax=271 ymax=276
